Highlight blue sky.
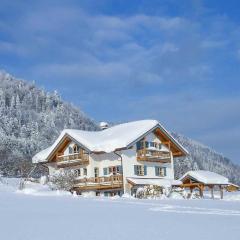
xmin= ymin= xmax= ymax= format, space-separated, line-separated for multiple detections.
xmin=0 ymin=0 xmax=240 ymax=163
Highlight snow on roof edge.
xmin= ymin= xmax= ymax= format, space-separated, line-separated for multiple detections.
xmin=127 ymin=177 xmax=182 ymax=187
xmin=179 ymin=170 xmax=229 ymax=185
xmin=32 ymin=119 xmax=187 ymax=163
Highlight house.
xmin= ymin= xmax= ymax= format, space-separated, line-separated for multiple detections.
xmin=177 ymin=170 xmax=235 ymax=199
xmin=32 ymin=120 xmax=188 ymax=196
xmin=226 ymin=183 xmax=239 ymax=192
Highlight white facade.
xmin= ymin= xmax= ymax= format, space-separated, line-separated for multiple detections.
xmin=45 ymin=131 xmax=174 ymax=195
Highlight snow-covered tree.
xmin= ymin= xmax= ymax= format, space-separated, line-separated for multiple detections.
xmin=0 ymin=70 xmax=98 ymax=177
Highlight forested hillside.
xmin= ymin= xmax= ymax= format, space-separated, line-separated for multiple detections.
xmin=0 ymin=71 xmax=98 ymax=176
xmin=172 ymin=133 xmax=240 ymax=184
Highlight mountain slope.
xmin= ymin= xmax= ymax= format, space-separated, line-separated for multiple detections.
xmin=0 ymin=70 xmax=239 ymax=184
xmin=172 ymin=132 xmax=240 ymax=184
xmin=0 ymin=71 xmax=98 ymax=176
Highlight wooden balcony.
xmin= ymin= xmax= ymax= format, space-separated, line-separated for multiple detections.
xmin=56 ymin=152 xmax=89 ymax=167
xmin=73 ymin=175 xmax=123 ymax=191
xmin=137 ymin=149 xmax=171 ymax=163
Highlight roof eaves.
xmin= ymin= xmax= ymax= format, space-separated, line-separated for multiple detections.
xmin=46 ymin=132 xmax=92 ymax=161
xmin=156 ymin=123 xmax=189 ymax=156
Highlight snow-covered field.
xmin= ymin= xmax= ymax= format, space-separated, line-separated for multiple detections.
xmin=1 ymin=178 xmax=240 ymax=240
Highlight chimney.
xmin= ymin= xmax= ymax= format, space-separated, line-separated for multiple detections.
xmin=99 ymin=122 xmax=109 ymax=130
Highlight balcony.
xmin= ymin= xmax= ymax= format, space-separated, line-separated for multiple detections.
xmin=137 ymin=149 xmax=171 ymax=163
xmin=56 ymin=152 xmax=89 ymax=167
xmin=73 ymin=175 xmax=123 ymax=190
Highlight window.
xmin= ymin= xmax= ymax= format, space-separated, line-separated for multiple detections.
xmin=155 ymin=167 xmax=166 ymax=177
xmin=94 ymin=167 xmax=99 ymax=177
xmin=149 ymin=142 xmax=155 ymax=147
xmin=74 ymin=169 xmax=81 ymax=177
xmin=103 ymin=165 xmax=122 ymax=176
xmin=104 ymin=192 xmax=109 ymax=197
xmin=83 ymin=168 xmax=87 ymax=176
xmin=116 ymin=165 xmax=122 ymax=174
xmin=69 ymin=147 xmax=73 ymax=154
xmin=137 ymin=141 xmax=162 ymax=150
xmin=137 ymin=141 xmax=143 ymax=150
xmin=73 ymin=144 xmax=81 ymax=153
xmin=134 ymin=165 xmax=147 ymax=176
xmin=112 ymin=166 xmax=116 ymax=175
xmin=103 ymin=167 xmax=109 ymax=175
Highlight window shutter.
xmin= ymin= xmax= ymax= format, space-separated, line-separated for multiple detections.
xmin=134 ymin=165 xmax=137 ymax=175
xmin=136 ymin=142 xmax=141 ymax=150
xmin=164 ymin=167 xmax=167 ymax=176
xmin=145 ymin=141 xmax=149 ymax=148
xmin=118 ymin=165 xmax=123 ymax=173
xmin=103 ymin=167 xmax=108 ymax=175
xmin=69 ymin=147 xmax=73 ymax=154
xmin=144 ymin=165 xmax=147 ymax=175
xmin=155 ymin=166 xmax=158 ymax=176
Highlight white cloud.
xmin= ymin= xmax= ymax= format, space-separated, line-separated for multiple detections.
xmin=201 ymin=40 xmax=228 ymax=49
xmin=0 ymin=41 xmax=29 ymax=56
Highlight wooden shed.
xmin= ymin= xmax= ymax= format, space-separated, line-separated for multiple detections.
xmin=176 ymin=170 xmax=231 ymax=199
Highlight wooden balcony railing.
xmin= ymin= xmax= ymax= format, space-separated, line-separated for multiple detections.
xmin=74 ymin=175 xmax=123 ymax=190
xmin=137 ymin=149 xmax=171 ymax=163
xmin=56 ymin=152 xmax=89 ymax=167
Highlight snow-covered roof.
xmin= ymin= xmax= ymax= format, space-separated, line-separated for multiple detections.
xmin=33 ymin=119 xmax=188 ymax=163
xmin=127 ymin=177 xmax=182 ymax=187
xmin=179 ymin=170 xmax=229 ymax=185
xmin=228 ymin=183 xmax=239 ymax=188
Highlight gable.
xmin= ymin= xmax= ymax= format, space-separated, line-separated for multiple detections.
xmin=154 ymin=128 xmax=187 ymax=157
xmin=127 ymin=126 xmax=188 ymax=157
xmin=47 ymin=134 xmax=90 ymax=162
xmin=181 ymin=175 xmax=200 ymax=184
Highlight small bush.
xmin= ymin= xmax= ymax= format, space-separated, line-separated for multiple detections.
xmin=136 ymin=185 xmax=168 ymax=199
xmin=49 ymin=170 xmax=76 ymax=191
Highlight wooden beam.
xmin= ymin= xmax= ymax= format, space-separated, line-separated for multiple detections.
xmin=210 ymin=186 xmax=214 ymax=199
xmin=219 ymin=185 xmax=223 ymax=199
xmin=49 ymin=137 xmax=71 ymax=162
xmin=199 ymin=185 xmax=204 ymax=198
